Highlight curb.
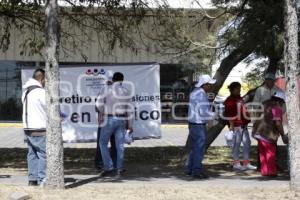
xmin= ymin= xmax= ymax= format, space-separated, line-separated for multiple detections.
xmin=0 ymin=123 xmax=23 ymax=128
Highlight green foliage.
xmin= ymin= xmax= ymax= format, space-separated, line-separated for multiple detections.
xmin=243 ymin=67 xmax=264 ymax=89
xmin=146 ymin=8 xmax=230 ymax=70
xmin=216 ymin=0 xmax=284 ymax=61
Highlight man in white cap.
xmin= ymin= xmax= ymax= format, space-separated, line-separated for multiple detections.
xmin=186 ymin=74 xmax=216 ymax=179
xmin=253 ymin=73 xmax=286 ymax=113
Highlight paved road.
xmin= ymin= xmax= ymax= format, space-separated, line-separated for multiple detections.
xmin=0 ymin=174 xmax=289 ymax=187
xmin=0 ymin=126 xmax=260 ymax=148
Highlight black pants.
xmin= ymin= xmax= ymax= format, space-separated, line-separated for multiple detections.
xmin=95 ymin=127 xmax=117 ymax=169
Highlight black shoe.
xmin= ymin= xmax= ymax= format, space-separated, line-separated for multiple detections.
xmin=28 ymin=180 xmax=38 ymax=186
xmin=184 ymin=171 xmax=192 ymax=176
xmin=119 ymin=169 xmax=127 ymax=173
xmin=95 ymin=165 xmax=103 ymax=172
xmin=192 ymin=173 xmax=209 ymax=179
xmin=115 ymin=170 xmax=124 ymax=178
xmin=100 ymin=170 xmax=115 ymax=177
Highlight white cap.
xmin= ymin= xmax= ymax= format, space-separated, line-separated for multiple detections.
xmin=106 ymin=70 xmax=114 ymax=82
xmin=195 ymin=74 xmax=216 ymax=88
xmin=273 ymin=91 xmax=286 ymax=101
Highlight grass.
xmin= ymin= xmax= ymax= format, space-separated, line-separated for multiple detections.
xmin=0 ymin=146 xmax=289 ymax=176
xmin=0 ymin=146 xmax=292 ymax=200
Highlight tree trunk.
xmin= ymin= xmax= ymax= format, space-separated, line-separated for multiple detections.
xmin=212 ymin=47 xmax=255 ymax=95
xmin=45 ymin=0 xmax=64 ymax=189
xmin=266 ymin=57 xmax=280 ymax=74
xmin=284 ymin=0 xmax=300 ymax=193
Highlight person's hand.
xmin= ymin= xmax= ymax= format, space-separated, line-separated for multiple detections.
xmin=98 ymin=113 xmax=104 ymax=127
xmin=127 ymin=127 xmax=133 ymax=134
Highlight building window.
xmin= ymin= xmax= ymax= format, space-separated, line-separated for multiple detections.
xmin=0 ymin=61 xmax=38 ymax=121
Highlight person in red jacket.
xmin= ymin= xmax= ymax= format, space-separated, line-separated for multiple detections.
xmin=224 ymin=82 xmax=256 ymax=171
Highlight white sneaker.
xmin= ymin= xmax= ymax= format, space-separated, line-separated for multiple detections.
xmin=242 ymin=164 xmax=257 ymax=171
xmin=233 ymin=163 xmax=243 ymax=170
xmin=39 ymin=179 xmax=46 ymax=188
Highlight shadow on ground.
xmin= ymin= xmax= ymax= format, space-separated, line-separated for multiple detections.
xmin=0 ymin=146 xmax=290 ymax=187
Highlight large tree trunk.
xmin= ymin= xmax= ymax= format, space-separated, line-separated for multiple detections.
xmin=266 ymin=57 xmax=281 ymax=74
xmin=45 ymin=0 xmax=64 ymax=189
xmin=284 ymin=0 xmax=300 ymax=193
xmin=211 ymin=47 xmax=255 ymax=95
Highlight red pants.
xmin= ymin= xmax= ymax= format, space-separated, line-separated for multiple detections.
xmin=258 ymin=140 xmax=277 ymax=176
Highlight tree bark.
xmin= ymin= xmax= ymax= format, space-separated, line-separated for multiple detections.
xmin=266 ymin=57 xmax=280 ymax=74
xmin=45 ymin=0 xmax=64 ymax=189
xmin=212 ymin=47 xmax=256 ymax=95
xmin=284 ymin=0 xmax=300 ymax=193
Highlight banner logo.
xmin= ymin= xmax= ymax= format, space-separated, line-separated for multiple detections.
xmin=85 ymin=68 xmax=106 ymax=76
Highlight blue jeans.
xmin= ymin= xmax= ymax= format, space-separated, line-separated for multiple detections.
xmin=100 ymin=117 xmax=125 ymax=171
xmin=26 ymin=135 xmax=46 ymax=184
xmin=186 ymin=124 xmax=206 ymax=175
xmin=232 ymin=126 xmax=251 ymax=161
xmin=95 ymin=127 xmax=117 ymax=169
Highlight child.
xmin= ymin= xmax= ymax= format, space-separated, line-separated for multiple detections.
xmin=252 ymin=91 xmax=288 ymax=177
xmin=224 ymin=82 xmax=256 ymax=171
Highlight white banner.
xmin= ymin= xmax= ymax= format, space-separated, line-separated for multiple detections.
xmin=21 ymin=63 xmax=161 ymax=142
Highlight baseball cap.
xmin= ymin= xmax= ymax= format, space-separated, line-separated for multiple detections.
xmin=195 ymin=74 xmax=216 ymax=88
xmin=106 ymin=70 xmax=114 ymax=82
xmin=272 ymin=91 xmax=286 ymax=101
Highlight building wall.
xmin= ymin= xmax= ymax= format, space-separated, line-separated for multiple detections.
xmin=0 ymin=10 xmax=225 ymax=121
xmin=0 ymin=10 xmax=224 ymax=64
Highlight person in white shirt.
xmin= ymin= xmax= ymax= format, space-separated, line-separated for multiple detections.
xmin=94 ymin=71 xmax=117 ymax=171
xmin=186 ymin=74 xmax=216 ymax=179
xmin=253 ymin=73 xmax=286 ymax=113
xmin=97 ymin=72 xmax=133 ymax=177
xmin=22 ymin=68 xmax=46 ymax=186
